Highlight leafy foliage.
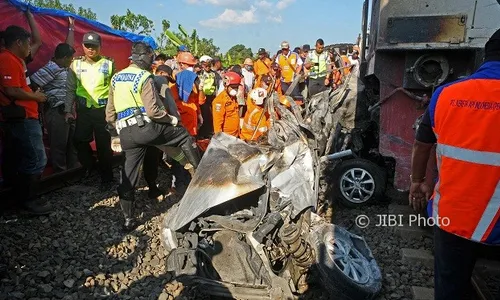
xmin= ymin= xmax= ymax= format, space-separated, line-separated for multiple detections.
xmin=110 ymin=9 xmax=155 ymax=35
xmin=26 ymin=2 xmax=253 ymax=66
xmin=29 ymin=0 xmax=97 ymax=20
xmin=224 ymin=44 xmax=253 ymax=65
xmin=157 ymin=21 xmax=219 ymax=58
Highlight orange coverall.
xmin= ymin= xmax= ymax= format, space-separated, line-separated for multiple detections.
xmin=170 ymin=83 xmax=201 ymax=136
xmin=240 ymin=106 xmax=268 ymax=141
xmin=212 ymin=90 xmax=240 ymax=137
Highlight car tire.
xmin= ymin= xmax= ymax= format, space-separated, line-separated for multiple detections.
xmin=331 ymin=158 xmax=386 ymax=208
xmin=309 ymin=224 xmax=382 ymax=300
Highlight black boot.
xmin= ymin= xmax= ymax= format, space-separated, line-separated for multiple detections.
xmin=180 ymin=140 xmax=202 ymax=170
xmin=118 ymin=190 xmax=137 ymax=232
xmin=17 ymin=174 xmax=52 ymax=215
xmin=147 ymin=184 xmax=165 ymax=199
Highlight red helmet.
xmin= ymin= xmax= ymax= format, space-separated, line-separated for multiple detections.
xmin=223 ymin=71 xmax=242 ymax=86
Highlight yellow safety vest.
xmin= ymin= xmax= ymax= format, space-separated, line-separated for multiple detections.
xmin=308 ymin=51 xmax=328 ymax=79
xmin=111 ymin=66 xmax=152 ymax=120
xmin=72 ymin=56 xmax=114 ymax=108
xmin=278 ymin=53 xmax=299 ymax=83
xmin=201 ymin=71 xmax=216 ymax=96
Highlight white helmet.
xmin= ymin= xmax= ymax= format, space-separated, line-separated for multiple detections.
xmin=200 ymin=55 xmax=212 ymax=63
xmin=250 ymin=88 xmax=267 ymax=105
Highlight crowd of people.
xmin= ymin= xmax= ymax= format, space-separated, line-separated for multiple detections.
xmin=0 ymin=10 xmax=360 ymax=230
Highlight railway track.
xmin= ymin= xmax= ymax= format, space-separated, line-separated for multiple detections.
xmin=390 ymin=204 xmax=500 ymax=300
xmin=0 ymin=155 xmax=123 ymax=207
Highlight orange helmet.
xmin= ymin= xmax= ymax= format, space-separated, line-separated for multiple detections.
xmin=177 ymin=52 xmax=196 ymax=66
xmin=223 ymin=71 xmax=242 ymax=86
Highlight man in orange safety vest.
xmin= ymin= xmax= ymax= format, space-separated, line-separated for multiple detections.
xmin=410 ymin=28 xmax=500 ymax=300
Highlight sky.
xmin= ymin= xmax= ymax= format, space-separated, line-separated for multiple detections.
xmin=58 ymin=0 xmax=365 ymax=53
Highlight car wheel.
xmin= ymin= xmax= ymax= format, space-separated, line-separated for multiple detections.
xmin=310 ymin=224 xmax=382 ymax=300
xmin=332 ymin=159 xmax=386 ymax=208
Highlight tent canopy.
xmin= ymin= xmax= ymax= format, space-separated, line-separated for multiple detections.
xmin=0 ymin=0 xmax=157 ymax=72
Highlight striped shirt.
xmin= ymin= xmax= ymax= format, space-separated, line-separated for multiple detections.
xmin=30 ymin=60 xmax=68 ymax=108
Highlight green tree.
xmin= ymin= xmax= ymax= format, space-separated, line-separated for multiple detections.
xmin=110 ymin=9 xmax=154 ymax=35
xmin=225 ymin=44 xmax=253 ymax=65
xmin=157 ymin=21 xmax=219 ymax=57
xmin=29 ymin=0 xmax=97 ymax=20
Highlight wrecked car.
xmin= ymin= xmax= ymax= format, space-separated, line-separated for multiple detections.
xmin=161 ymin=88 xmax=382 ymax=299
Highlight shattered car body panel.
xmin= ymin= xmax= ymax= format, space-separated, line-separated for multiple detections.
xmin=161 ymin=69 xmax=382 ymax=299
xmin=165 ymin=134 xmax=276 ymax=231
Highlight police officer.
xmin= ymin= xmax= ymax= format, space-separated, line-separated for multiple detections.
xmin=65 ymin=32 xmax=114 ymax=187
xmin=105 ymin=42 xmax=201 ymax=231
xmin=304 ymin=38 xmax=331 ymax=97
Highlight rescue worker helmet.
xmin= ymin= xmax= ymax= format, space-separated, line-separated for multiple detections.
xmin=280 ymin=41 xmax=290 ymax=49
xmin=223 ymin=71 xmax=242 ymax=86
xmin=177 ymin=52 xmax=197 ymax=66
xmin=250 ymin=88 xmax=267 ymax=105
xmin=200 ymin=55 xmax=212 ymax=63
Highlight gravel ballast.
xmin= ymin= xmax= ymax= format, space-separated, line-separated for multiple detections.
xmin=0 ymin=168 xmax=498 ymax=299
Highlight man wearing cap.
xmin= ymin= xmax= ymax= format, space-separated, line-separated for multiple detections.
xmin=30 ymin=43 xmax=78 ymax=174
xmin=211 ymin=56 xmax=224 ymax=77
xmin=304 ymin=38 xmax=331 ymax=97
xmin=198 ymin=55 xmax=222 ymax=138
xmin=410 ymin=28 xmax=500 ymax=300
xmin=254 ymin=48 xmax=273 ymax=83
xmin=275 ymin=41 xmax=303 ymax=102
xmin=106 ymin=42 xmax=201 ymax=231
xmin=349 ymin=47 xmax=360 ymax=77
xmin=65 ymin=31 xmax=115 ymax=187
xmin=242 ymin=58 xmax=255 ymax=94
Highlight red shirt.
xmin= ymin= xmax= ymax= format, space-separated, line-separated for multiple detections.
xmin=0 ymin=50 xmax=38 ymax=119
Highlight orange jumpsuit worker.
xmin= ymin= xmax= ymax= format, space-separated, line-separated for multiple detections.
xmin=173 ymin=52 xmax=204 ymax=136
xmin=240 ymin=88 xmax=269 ymax=141
xmin=212 ymin=71 xmax=241 ymax=137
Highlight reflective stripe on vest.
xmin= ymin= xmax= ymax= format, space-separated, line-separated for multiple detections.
xmin=111 ymin=66 xmax=153 ymax=120
xmin=430 ymin=68 xmax=500 ymax=243
xmin=308 ymin=51 xmax=328 ymax=79
xmin=433 ymin=143 xmax=500 ymax=242
xmin=201 ymin=72 xmax=216 ymax=96
xmin=278 ymin=53 xmax=298 ymax=83
xmin=72 ymin=57 xmax=113 ymax=108
xmin=243 ymin=108 xmax=267 ymax=132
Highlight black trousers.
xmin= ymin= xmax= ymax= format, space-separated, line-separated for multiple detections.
xmin=308 ymin=76 xmax=328 ymax=97
xmin=434 ymin=226 xmax=500 ymax=300
xmin=198 ymin=94 xmax=215 ymax=138
xmin=73 ymin=107 xmax=113 ymax=181
xmin=117 ymin=121 xmax=193 ymax=196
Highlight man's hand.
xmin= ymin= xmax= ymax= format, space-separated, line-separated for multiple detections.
xmin=68 ymin=17 xmax=75 ymax=27
xmin=409 ymin=182 xmax=432 ymax=212
xmin=170 ymin=116 xmax=178 ymax=127
xmin=33 ymin=90 xmax=47 ymax=103
xmin=324 ymin=78 xmax=330 ymax=86
xmin=111 ymin=137 xmax=122 ymax=153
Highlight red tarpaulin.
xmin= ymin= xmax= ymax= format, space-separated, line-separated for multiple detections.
xmin=0 ymin=0 xmax=157 ymax=73
xmin=0 ymin=0 xmax=156 ymax=180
